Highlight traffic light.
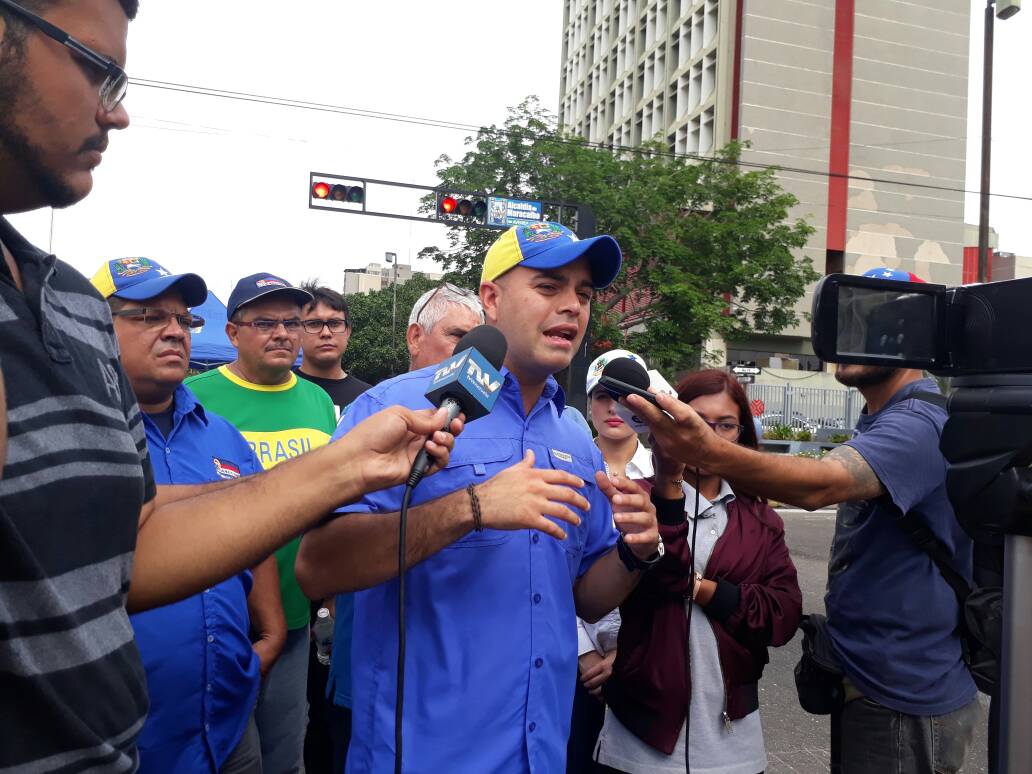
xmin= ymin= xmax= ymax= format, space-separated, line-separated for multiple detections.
xmin=436 ymin=192 xmax=487 ymax=224
xmin=310 ymin=178 xmax=365 ymax=208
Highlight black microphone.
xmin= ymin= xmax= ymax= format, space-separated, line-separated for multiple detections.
xmin=598 ymin=356 xmax=657 ymax=403
xmin=407 ymin=325 xmax=508 ymax=487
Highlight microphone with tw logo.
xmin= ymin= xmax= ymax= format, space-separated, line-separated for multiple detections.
xmin=407 ymin=325 xmax=508 ymax=487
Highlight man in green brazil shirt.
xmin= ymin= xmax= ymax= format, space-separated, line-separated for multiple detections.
xmin=188 ymin=272 xmax=336 ymax=774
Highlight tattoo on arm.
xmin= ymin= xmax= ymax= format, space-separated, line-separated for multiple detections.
xmin=824 ymin=445 xmax=885 ymax=502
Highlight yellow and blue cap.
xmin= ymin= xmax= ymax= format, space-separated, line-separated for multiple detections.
xmin=480 ymin=222 xmax=622 ymax=289
xmin=90 ymin=257 xmax=207 ymax=306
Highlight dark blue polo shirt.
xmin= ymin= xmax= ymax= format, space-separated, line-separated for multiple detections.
xmin=333 ymin=366 xmax=618 ymax=774
xmin=131 ymin=384 xmax=263 ymax=772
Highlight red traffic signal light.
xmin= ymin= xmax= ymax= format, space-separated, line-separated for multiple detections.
xmin=312 ymin=180 xmax=364 ymax=205
xmin=437 ymin=193 xmax=487 ymax=223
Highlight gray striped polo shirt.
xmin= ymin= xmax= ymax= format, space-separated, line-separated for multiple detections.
xmin=0 ymin=217 xmax=155 ymax=773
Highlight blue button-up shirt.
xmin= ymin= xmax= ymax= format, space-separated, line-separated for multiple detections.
xmin=333 ymin=366 xmax=618 ymax=774
xmin=131 ymin=384 xmax=263 ymax=773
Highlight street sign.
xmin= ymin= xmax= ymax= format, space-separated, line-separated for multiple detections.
xmin=487 ymin=196 xmax=542 ymax=227
xmin=731 ymin=364 xmax=762 ymax=376
xmin=736 ymin=375 xmax=756 ymax=385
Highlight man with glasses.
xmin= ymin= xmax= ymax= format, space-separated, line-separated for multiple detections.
xmin=406 ymin=282 xmax=485 ymax=371
xmin=296 ymin=282 xmax=371 ymax=420
xmin=187 ymin=273 xmax=337 ymax=774
xmin=91 ymin=258 xmax=279 ymax=774
xmin=0 ymin=8 xmax=460 ymax=770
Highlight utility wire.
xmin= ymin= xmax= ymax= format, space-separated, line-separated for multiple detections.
xmin=128 ymin=78 xmax=1032 ymax=204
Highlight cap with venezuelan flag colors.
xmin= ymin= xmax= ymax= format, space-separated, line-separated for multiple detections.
xmin=90 ymin=257 xmax=207 ymax=306
xmin=862 ymin=267 xmax=926 ymax=283
xmin=480 ymin=222 xmax=622 ymax=289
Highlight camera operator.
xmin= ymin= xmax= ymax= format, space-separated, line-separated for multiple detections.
xmin=625 ymin=273 xmax=979 ymax=774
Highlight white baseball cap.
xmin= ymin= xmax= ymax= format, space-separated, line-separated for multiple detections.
xmin=585 ymin=349 xmax=647 ymax=396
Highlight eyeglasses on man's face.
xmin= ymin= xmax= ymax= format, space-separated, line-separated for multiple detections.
xmin=301 ymin=318 xmax=349 ymax=334
xmin=234 ymin=317 xmax=304 ymax=334
xmin=0 ymin=0 xmax=128 ymax=112
xmin=111 ymin=307 xmax=204 ymax=333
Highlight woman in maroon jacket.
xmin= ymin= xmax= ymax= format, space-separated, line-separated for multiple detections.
xmin=595 ymin=370 xmax=802 ymax=774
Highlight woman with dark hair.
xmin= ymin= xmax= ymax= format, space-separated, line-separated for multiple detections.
xmin=594 ymin=369 xmax=802 ymax=774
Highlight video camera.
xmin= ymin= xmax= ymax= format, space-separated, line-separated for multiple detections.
xmin=811 ymin=272 xmax=1032 ymax=773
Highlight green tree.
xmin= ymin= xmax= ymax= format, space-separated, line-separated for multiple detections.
xmin=342 ymin=274 xmax=447 ymax=384
xmin=419 ymin=97 xmax=818 ymax=373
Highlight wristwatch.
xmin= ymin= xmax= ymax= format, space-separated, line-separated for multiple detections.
xmin=616 ymin=534 xmax=665 ymax=572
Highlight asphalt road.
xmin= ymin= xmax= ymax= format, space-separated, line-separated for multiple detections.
xmin=761 ymin=509 xmax=990 ymax=774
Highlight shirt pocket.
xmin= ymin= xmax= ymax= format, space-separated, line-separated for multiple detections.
xmin=544 ymin=449 xmax=598 ymax=571
xmin=441 ymin=440 xmax=520 ymax=549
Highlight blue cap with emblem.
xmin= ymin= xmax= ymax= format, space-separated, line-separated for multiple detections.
xmin=90 ymin=257 xmax=207 ymax=307
xmin=226 ymin=273 xmax=313 ymax=319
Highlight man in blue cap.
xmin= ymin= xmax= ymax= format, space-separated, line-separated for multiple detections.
xmin=297 ymin=223 xmax=662 ymax=773
xmin=92 ymin=258 xmax=282 ymax=773
xmin=624 ymin=267 xmax=980 ymax=774
xmin=188 ymin=272 xmax=339 ymax=774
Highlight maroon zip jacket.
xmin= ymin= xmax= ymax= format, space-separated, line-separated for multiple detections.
xmin=603 ymin=491 xmax=802 ymax=755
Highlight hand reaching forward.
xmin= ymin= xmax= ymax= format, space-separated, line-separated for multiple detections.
xmin=346 ymin=405 xmax=463 ymax=493
xmin=474 ymin=450 xmax=589 ymax=541
xmin=595 ymin=472 xmax=660 ymax=560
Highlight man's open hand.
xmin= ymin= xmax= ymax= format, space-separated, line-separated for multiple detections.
xmin=475 ymin=449 xmax=588 ymax=541
xmin=347 ymin=405 xmax=463 ymax=492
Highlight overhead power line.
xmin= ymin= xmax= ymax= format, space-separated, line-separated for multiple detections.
xmin=128 ymin=78 xmax=1032 ymax=205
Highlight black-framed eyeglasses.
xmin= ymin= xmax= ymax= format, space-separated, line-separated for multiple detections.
xmin=111 ymin=307 xmax=204 ymax=333
xmin=301 ymin=317 xmax=349 ymax=334
xmin=413 ymin=282 xmax=476 ymax=326
xmin=234 ymin=317 xmax=303 ymax=334
xmin=703 ymin=420 xmax=745 ymax=440
xmin=0 ymin=0 xmax=128 ymax=112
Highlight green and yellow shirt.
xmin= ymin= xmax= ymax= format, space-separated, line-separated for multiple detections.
xmin=186 ymin=365 xmax=337 ymax=630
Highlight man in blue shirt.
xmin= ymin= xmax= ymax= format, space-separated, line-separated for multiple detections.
xmin=297 ymin=223 xmax=663 ymax=773
xmin=94 ymin=258 xmax=285 ymax=773
xmin=626 ymin=270 xmax=981 ymax=774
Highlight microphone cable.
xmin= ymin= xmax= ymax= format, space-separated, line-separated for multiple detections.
xmin=395 ymin=482 xmax=414 ymax=774
xmin=684 ymin=467 xmax=702 ymax=774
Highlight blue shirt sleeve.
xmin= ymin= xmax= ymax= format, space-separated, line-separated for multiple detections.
xmin=846 ymin=401 xmax=946 ymax=514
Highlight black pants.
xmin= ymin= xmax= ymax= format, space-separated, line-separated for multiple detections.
xmin=303 ymin=642 xmax=351 ymax=774
xmin=567 ymin=679 xmax=605 ymax=774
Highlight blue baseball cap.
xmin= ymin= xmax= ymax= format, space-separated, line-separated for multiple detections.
xmin=481 ymin=222 xmax=622 ymax=289
xmin=862 ymin=267 xmax=926 ymax=283
xmin=227 ymin=272 xmax=313 ymax=319
xmin=90 ymin=257 xmax=207 ymax=307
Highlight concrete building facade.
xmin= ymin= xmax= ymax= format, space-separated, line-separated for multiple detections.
xmin=343 ymin=262 xmax=443 ymax=296
xmin=559 ymin=0 xmax=970 ymax=367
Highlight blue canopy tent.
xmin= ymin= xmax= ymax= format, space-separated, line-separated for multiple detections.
xmin=188 ymin=292 xmax=235 ymax=371
xmin=188 ymin=291 xmax=304 ymax=371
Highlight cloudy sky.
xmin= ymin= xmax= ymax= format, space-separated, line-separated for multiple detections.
xmin=8 ymin=0 xmax=1031 ymax=297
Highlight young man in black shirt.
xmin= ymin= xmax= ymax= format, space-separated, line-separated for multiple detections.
xmin=296 ymin=283 xmax=371 ymax=420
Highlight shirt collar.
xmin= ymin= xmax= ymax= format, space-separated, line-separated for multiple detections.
xmin=499 ymin=368 xmax=567 ymax=415
xmin=681 ymin=478 xmax=736 ymax=519
xmin=174 ymin=383 xmax=209 ymax=426
xmin=859 ymin=377 xmax=939 ymax=420
xmin=0 ymin=216 xmax=51 ymax=277
xmin=626 ymin=440 xmax=655 ymax=479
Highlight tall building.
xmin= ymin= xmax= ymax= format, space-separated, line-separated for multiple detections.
xmin=559 ymin=0 xmax=970 ymax=367
xmin=342 ymin=262 xmax=443 ymax=296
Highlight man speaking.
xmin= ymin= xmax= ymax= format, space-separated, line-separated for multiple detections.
xmin=297 ymin=223 xmax=662 ymax=773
